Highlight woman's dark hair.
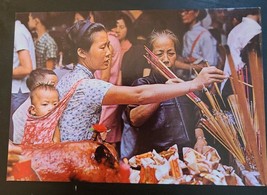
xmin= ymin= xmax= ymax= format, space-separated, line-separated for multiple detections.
xmin=115 ymin=12 xmax=135 ymax=44
xmin=30 ymin=12 xmax=50 ymax=28
xmin=63 ymin=20 xmax=106 ymax=64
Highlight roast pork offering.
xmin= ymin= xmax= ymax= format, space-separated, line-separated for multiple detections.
xmin=9 ymin=141 xmax=129 ymax=182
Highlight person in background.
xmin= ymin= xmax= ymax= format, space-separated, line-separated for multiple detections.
xmin=112 ymin=12 xmax=135 ymax=57
xmin=178 ymin=9 xmax=218 ymax=80
xmin=10 ymin=19 xmax=36 ymax=141
xmin=120 ymin=11 xmax=155 ymax=86
xmin=221 ymin=9 xmax=261 ymax=98
xmin=12 ymin=69 xmax=58 ymax=144
xmin=121 ymin=29 xmax=207 ymax=159
xmin=57 ymin=20 xmax=225 ymax=146
xmin=28 ymin=12 xmax=58 ymax=70
xmin=208 ymin=9 xmax=228 ymax=46
xmin=207 ymin=9 xmax=228 ymax=71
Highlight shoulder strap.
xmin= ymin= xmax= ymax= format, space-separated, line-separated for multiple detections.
xmin=189 ymin=30 xmax=207 ymax=57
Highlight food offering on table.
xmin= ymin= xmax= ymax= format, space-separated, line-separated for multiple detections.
xmin=128 ymin=145 xmax=243 ymax=185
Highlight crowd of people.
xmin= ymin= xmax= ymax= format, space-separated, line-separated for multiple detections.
xmin=7 ymin=8 xmax=261 ymax=178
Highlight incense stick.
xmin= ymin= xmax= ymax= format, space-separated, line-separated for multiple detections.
xmin=225 ymin=45 xmax=266 ymax=185
xmin=144 ymin=45 xmax=247 ymax=167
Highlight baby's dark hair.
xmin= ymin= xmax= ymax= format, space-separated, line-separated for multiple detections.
xmin=62 ymin=20 xmax=106 ymax=65
xmin=26 ymin=68 xmax=57 ymax=91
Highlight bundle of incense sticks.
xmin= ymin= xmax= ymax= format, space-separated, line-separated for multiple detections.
xmin=143 ymin=46 xmax=202 ymax=106
xmin=143 ymin=46 xmax=246 ymax=167
xmin=225 ymin=45 xmax=267 ymax=185
xmin=145 ymin=44 xmax=267 ymax=185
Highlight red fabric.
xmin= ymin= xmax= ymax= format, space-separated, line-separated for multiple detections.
xmin=21 ymin=80 xmax=84 ymax=145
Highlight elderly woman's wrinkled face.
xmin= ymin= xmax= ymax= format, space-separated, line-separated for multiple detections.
xmin=80 ymin=30 xmax=111 ymax=71
xmin=152 ymin=35 xmax=176 ymax=68
xmin=180 ymin=10 xmax=199 ymax=25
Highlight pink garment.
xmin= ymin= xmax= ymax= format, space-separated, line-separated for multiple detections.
xmin=94 ymin=32 xmax=123 ymax=143
xmin=21 ymin=80 xmax=84 ymax=145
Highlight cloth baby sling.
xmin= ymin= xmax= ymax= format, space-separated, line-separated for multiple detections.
xmin=21 ymin=79 xmax=85 ymax=145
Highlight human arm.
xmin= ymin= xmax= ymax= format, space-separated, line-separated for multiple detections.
xmin=45 ymin=59 xmax=56 ymax=70
xmin=194 ymin=127 xmax=207 ymax=153
xmin=129 ymin=78 xmax=181 ymax=127
xmin=129 ymin=103 xmax=160 ymax=127
xmin=7 ymin=140 xmax=22 ymax=175
xmin=12 ymin=50 xmax=33 ymax=79
xmin=174 ymin=59 xmax=204 ymax=72
xmin=143 ymin=68 xmax=151 ymax=77
xmin=102 ymin=66 xmax=226 ymax=105
xmin=53 ymin=126 xmax=61 ymax=143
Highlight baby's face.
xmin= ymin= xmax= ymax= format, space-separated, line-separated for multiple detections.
xmin=31 ymin=88 xmax=59 ymax=116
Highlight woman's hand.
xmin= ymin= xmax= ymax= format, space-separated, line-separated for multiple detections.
xmin=194 ymin=137 xmax=207 ymax=154
xmin=7 ymin=140 xmax=22 ymax=175
xmin=191 ymin=66 xmax=226 ymax=91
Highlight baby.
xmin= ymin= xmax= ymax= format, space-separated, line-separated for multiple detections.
xmin=21 ymin=83 xmax=60 ymax=145
xmin=29 ymin=84 xmax=59 ymax=117
xmin=12 ymin=68 xmax=58 ymax=144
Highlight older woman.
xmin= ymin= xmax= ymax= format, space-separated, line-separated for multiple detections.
xmin=121 ymin=29 xmax=208 ymax=158
xmin=56 ymin=20 xmax=226 ymax=142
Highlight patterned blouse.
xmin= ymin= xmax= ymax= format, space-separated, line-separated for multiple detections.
xmin=56 ymin=64 xmax=113 ymax=142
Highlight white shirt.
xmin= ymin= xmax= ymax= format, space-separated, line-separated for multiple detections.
xmin=12 ymin=20 xmax=36 ymax=93
xmin=221 ymin=17 xmax=261 ymax=90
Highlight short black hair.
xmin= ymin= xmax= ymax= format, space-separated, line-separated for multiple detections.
xmin=26 ymin=68 xmax=56 ymax=91
xmin=30 ymin=12 xmax=49 ymax=28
